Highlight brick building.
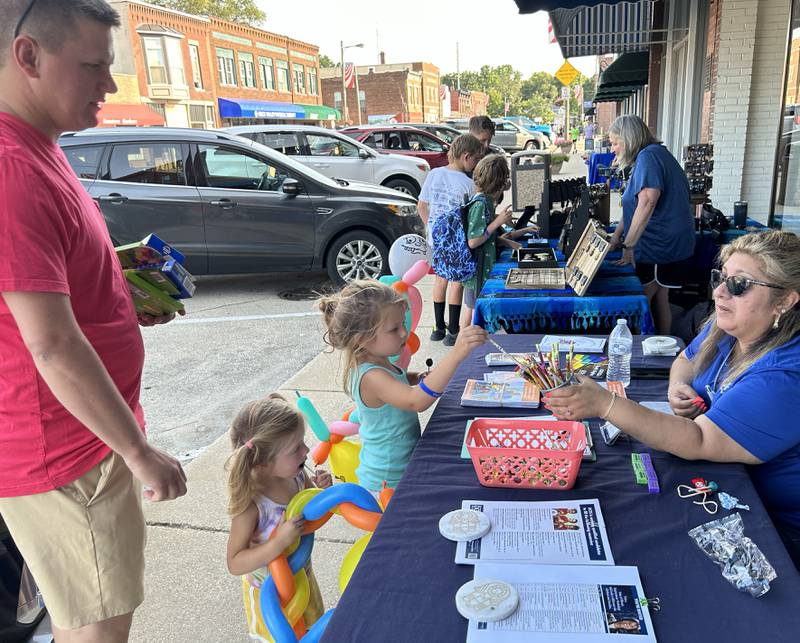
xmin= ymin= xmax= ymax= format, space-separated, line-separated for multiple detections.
xmin=320 ymin=61 xmax=442 ymax=125
xmin=448 ymin=88 xmax=489 ymax=118
xmin=546 ymin=0 xmax=799 ymax=230
xmin=106 ymin=0 xmax=336 ymax=128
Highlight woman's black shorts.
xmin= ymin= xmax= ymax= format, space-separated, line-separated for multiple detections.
xmin=635 ymin=257 xmax=692 ymax=288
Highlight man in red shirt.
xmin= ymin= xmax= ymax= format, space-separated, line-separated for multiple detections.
xmin=0 ymin=1 xmax=187 ymax=641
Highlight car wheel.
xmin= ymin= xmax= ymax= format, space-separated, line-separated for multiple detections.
xmin=326 ymin=230 xmax=389 ymax=286
xmin=524 ymin=140 xmax=540 ymax=151
xmin=383 ymin=178 xmax=419 ymax=198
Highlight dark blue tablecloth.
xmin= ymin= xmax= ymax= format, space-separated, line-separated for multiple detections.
xmin=587 ymin=151 xmax=620 ymax=189
xmin=475 ymin=258 xmax=654 ymax=335
xmin=322 ymin=335 xmax=800 ymax=642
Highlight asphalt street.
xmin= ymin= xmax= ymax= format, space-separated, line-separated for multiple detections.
xmin=139 ymin=270 xmax=332 ymax=462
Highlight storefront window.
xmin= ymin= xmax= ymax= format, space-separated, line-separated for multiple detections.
xmin=772 ymin=0 xmax=800 ymax=232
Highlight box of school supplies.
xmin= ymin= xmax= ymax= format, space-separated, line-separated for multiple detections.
xmin=136 ymin=257 xmax=196 ymax=299
xmin=466 ymin=418 xmax=586 ymax=490
xmin=461 ymin=380 xmax=541 ymax=408
xmin=124 ymin=270 xmax=185 ymax=317
xmin=115 ymin=233 xmax=186 ymax=269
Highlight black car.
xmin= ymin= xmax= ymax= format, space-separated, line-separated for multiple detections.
xmin=58 ymin=128 xmax=424 ymax=285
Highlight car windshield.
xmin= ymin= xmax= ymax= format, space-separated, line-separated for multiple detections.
xmin=238 ymin=136 xmax=340 ymax=188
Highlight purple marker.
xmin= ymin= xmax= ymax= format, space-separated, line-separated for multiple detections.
xmin=639 ymin=453 xmax=660 ymax=494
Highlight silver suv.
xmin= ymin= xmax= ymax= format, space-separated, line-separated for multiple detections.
xmin=223 ymin=124 xmax=430 ymax=198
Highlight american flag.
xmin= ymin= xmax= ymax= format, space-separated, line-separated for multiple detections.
xmin=547 ymin=18 xmax=557 ymax=44
xmin=344 ymin=62 xmax=355 ymax=89
xmin=439 ymin=85 xmax=447 ymax=101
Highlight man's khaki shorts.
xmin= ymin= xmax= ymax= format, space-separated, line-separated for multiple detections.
xmin=0 ymin=451 xmax=146 ymax=630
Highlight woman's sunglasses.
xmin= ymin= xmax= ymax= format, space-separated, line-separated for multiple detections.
xmin=710 ymin=268 xmax=784 ymax=296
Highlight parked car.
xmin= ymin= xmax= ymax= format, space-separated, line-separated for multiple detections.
xmin=340 ymin=126 xmax=450 ymax=169
xmin=504 ymin=115 xmax=554 ymax=143
xmin=489 ymin=119 xmax=549 ymax=152
xmin=58 ymin=127 xmax=424 ymax=285
xmin=222 ymin=124 xmax=429 ymax=198
xmin=396 ymin=122 xmax=463 ymax=145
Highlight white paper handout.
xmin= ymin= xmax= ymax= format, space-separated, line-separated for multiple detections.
xmin=640 ymin=401 xmax=674 ymax=414
xmin=538 ymin=335 xmax=607 ymax=353
xmin=466 ymin=563 xmax=657 ymax=642
xmin=455 ymin=499 xmax=614 ymax=566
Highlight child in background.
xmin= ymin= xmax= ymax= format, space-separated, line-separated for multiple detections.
xmin=460 ymin=154 xmax=514 ymax=330
xmin=319 ymin=280 xmax=487 ymax=494
xmin=225 ymin=394 xmax=333 ymax=641
xmin=418 ymin=134 xmax=485 ymax=346
xmin=469 ymin=115 xmax=496 ymax=156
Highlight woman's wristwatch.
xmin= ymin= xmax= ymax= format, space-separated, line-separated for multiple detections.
xmin=621 ymin=241 xmax=635 ymax=250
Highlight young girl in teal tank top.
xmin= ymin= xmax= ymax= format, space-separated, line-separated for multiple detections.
xmin=319 ymin=280 xmax=488 ymax=492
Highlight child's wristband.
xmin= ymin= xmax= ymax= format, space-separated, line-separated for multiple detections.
xmin=418 ymin=377 xmax=442 ymax=398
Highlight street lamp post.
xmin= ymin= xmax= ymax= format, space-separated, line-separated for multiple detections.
xmin=340 ymin=40 xmax=364 ymax=125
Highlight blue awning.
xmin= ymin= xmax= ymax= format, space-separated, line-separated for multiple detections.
xmin=218 ymin=98 xmax=304 ymax=120
xmin=549 ymin=1 xmax=657 ymax=58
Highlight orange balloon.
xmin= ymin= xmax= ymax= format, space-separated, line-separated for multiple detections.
xmin=342 ymin=408 xmax=353 ymax=421
xmin=393 ymin=281 xmax=408 ymax=293
xmin=293 ymin=616 xmax=306 ymax=638
xmin=311 ymin=441 xmax=331 ymax=465
xmin=267 ymin=553 xmax=296 ymax=605
xmin=339 ymin=502 xmax=381 ymax=532
xmin=330 ymin=433 xmax=344 ymax=444
xmin=406 ymin=331 xmax=420 ymax=355
xmin=302 ymin=512 xmax=334 ymax=534
xmin=379 ymin=486 xmax=394 ymax=510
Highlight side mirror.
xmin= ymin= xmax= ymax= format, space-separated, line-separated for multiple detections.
xmin=443 ymin=144 xmax=450 ymax=153
xmin=358 ymin=148 xmax=371 ymax=160
xmin=282 ymin=178 xmax=301 ymax=197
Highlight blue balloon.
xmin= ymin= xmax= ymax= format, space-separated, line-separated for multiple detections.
xmin=259 ymin=577 xmax=296 ymax=643
xmin=303 ymin=483 xmax=381 ymax=520
xmin=378 ymin=275 xmax=400 ymax=286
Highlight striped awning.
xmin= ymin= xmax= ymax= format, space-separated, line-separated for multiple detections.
xmin=550 ymin=1 xmax=657 ymax=58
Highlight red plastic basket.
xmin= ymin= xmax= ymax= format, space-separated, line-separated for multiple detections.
xmin=466 ymin=418 xmax=586 ymax=490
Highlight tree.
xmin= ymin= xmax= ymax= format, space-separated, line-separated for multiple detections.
xmin=147 ymin=0 xmax=265 ymax=25
xmin=319 ymin=54 xmax=338 ymax=69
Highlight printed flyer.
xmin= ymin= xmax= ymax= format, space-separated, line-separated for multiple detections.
xmin=467 ymin=563 xmax=656 ymax=642
xmin=455 ymin=499 xmax=613 ymax=566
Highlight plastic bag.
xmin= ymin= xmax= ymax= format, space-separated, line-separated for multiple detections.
xmin=688 ymin=513 xmax=776 ymax=597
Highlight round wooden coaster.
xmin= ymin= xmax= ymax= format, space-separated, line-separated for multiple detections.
xmin=455 ymin=579 xmax=519 ymax=622
xmin=439 ymin=509 xmax=491 ymax=542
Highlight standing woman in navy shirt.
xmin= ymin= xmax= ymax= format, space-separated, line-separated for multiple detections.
xmin=544 ymin=231 xmax=800 ymax=567
xmin=608 ymin=115 xmax=695 ymax=334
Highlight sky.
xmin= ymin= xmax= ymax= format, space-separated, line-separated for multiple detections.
xmin=257 ymin=0 xmax=597 ymax=80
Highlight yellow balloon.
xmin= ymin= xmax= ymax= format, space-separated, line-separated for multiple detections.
xmin=329 ymin=440 xmax=360 ymax=484
xmin=283 ymin=568 xmax=310 ymax=627
xmin=338 ymin=533 xmax=371 ymax=594
xmin=285 ymin=488 xmax=322 ymax=521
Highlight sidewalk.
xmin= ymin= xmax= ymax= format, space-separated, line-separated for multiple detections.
xmin=129 ymin=275 xmax=453 ymax=642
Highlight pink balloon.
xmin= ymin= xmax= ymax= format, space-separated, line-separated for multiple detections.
xmin=406 ymin=285 xmax=422 ymax=331
xmin=402 ymin=260 xmax=429 ymax=286
xmin=395 ymin=345 xmax=411 ymax=370
xmin=329 ymin=420 xmax=360 ymax=436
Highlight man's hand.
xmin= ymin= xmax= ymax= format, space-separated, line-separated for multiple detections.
xmin=137 ymin=310 xmax=184 ymax=327
xmin=124 ymin=444 xmax=187 ymax=501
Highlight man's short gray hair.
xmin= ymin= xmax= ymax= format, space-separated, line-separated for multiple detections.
xmin=0 ymin=0 xmax=119 ymax=66
xmin=608 ymin=114 xmax=661 ymax=167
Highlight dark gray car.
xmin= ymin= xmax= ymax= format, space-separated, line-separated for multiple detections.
xmin=58 ymin=127 xmax=424 ymax=285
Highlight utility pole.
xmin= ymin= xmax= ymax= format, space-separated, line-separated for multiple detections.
xmin=456 ymin=42 xmax=460 ymax=91
xmin=340 ymin=40 xmax=348 ymax=125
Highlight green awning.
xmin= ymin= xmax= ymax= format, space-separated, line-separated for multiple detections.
xmin=593 ymin=83 xmax=639 ymax=101
xmin=297 ymin=104 xmax=341 ymax=120
xmin=597 ymin=52 xmax=649 ymax=90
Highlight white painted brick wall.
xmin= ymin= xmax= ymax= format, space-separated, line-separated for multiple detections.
xmin=711 ymin=0 xmax=790 ymax=222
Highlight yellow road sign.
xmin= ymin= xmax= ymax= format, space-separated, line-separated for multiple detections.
xmin=555 ymin=60 xmax=579 ymax=86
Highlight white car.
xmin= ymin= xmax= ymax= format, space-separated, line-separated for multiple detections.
xmin=222 ymin=124 xmax=430 ymax=198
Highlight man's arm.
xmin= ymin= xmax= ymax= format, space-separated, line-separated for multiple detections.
xmin=2 ymin=290 xmax=186 ymax=501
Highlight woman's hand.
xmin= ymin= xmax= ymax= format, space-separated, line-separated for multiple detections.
xmin=615 ymin=247 xmax=635 ymax=267
xmin=542 ymin=375 xmax=613 ymax=420
xmin=274 ymin=516 xmax=304 ymax=549
xmin=668 ymin=383 xmax=704 ymax=418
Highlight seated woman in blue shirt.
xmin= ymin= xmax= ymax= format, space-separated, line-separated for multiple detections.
xmin=608 ymin=115 xmax=695 ymax=335
xmin=544 ymin=231 xmax=800 ymax=566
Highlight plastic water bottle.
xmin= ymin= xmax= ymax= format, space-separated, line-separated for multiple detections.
xmin=607 ymin=319 xmax=633 ymax=387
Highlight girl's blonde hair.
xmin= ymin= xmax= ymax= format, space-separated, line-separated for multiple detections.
xmin=694 ymin=230 xmax=800 ymax=388
xmin=226 ymin=393 xmax=304 ymax=516
xmin=318 ymin=279 xmax=406 ymax=393
xmin=447 ymin=133 xmax=485 ymax=164
xmin=473 ymin=154 xmax=510 ymax=200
